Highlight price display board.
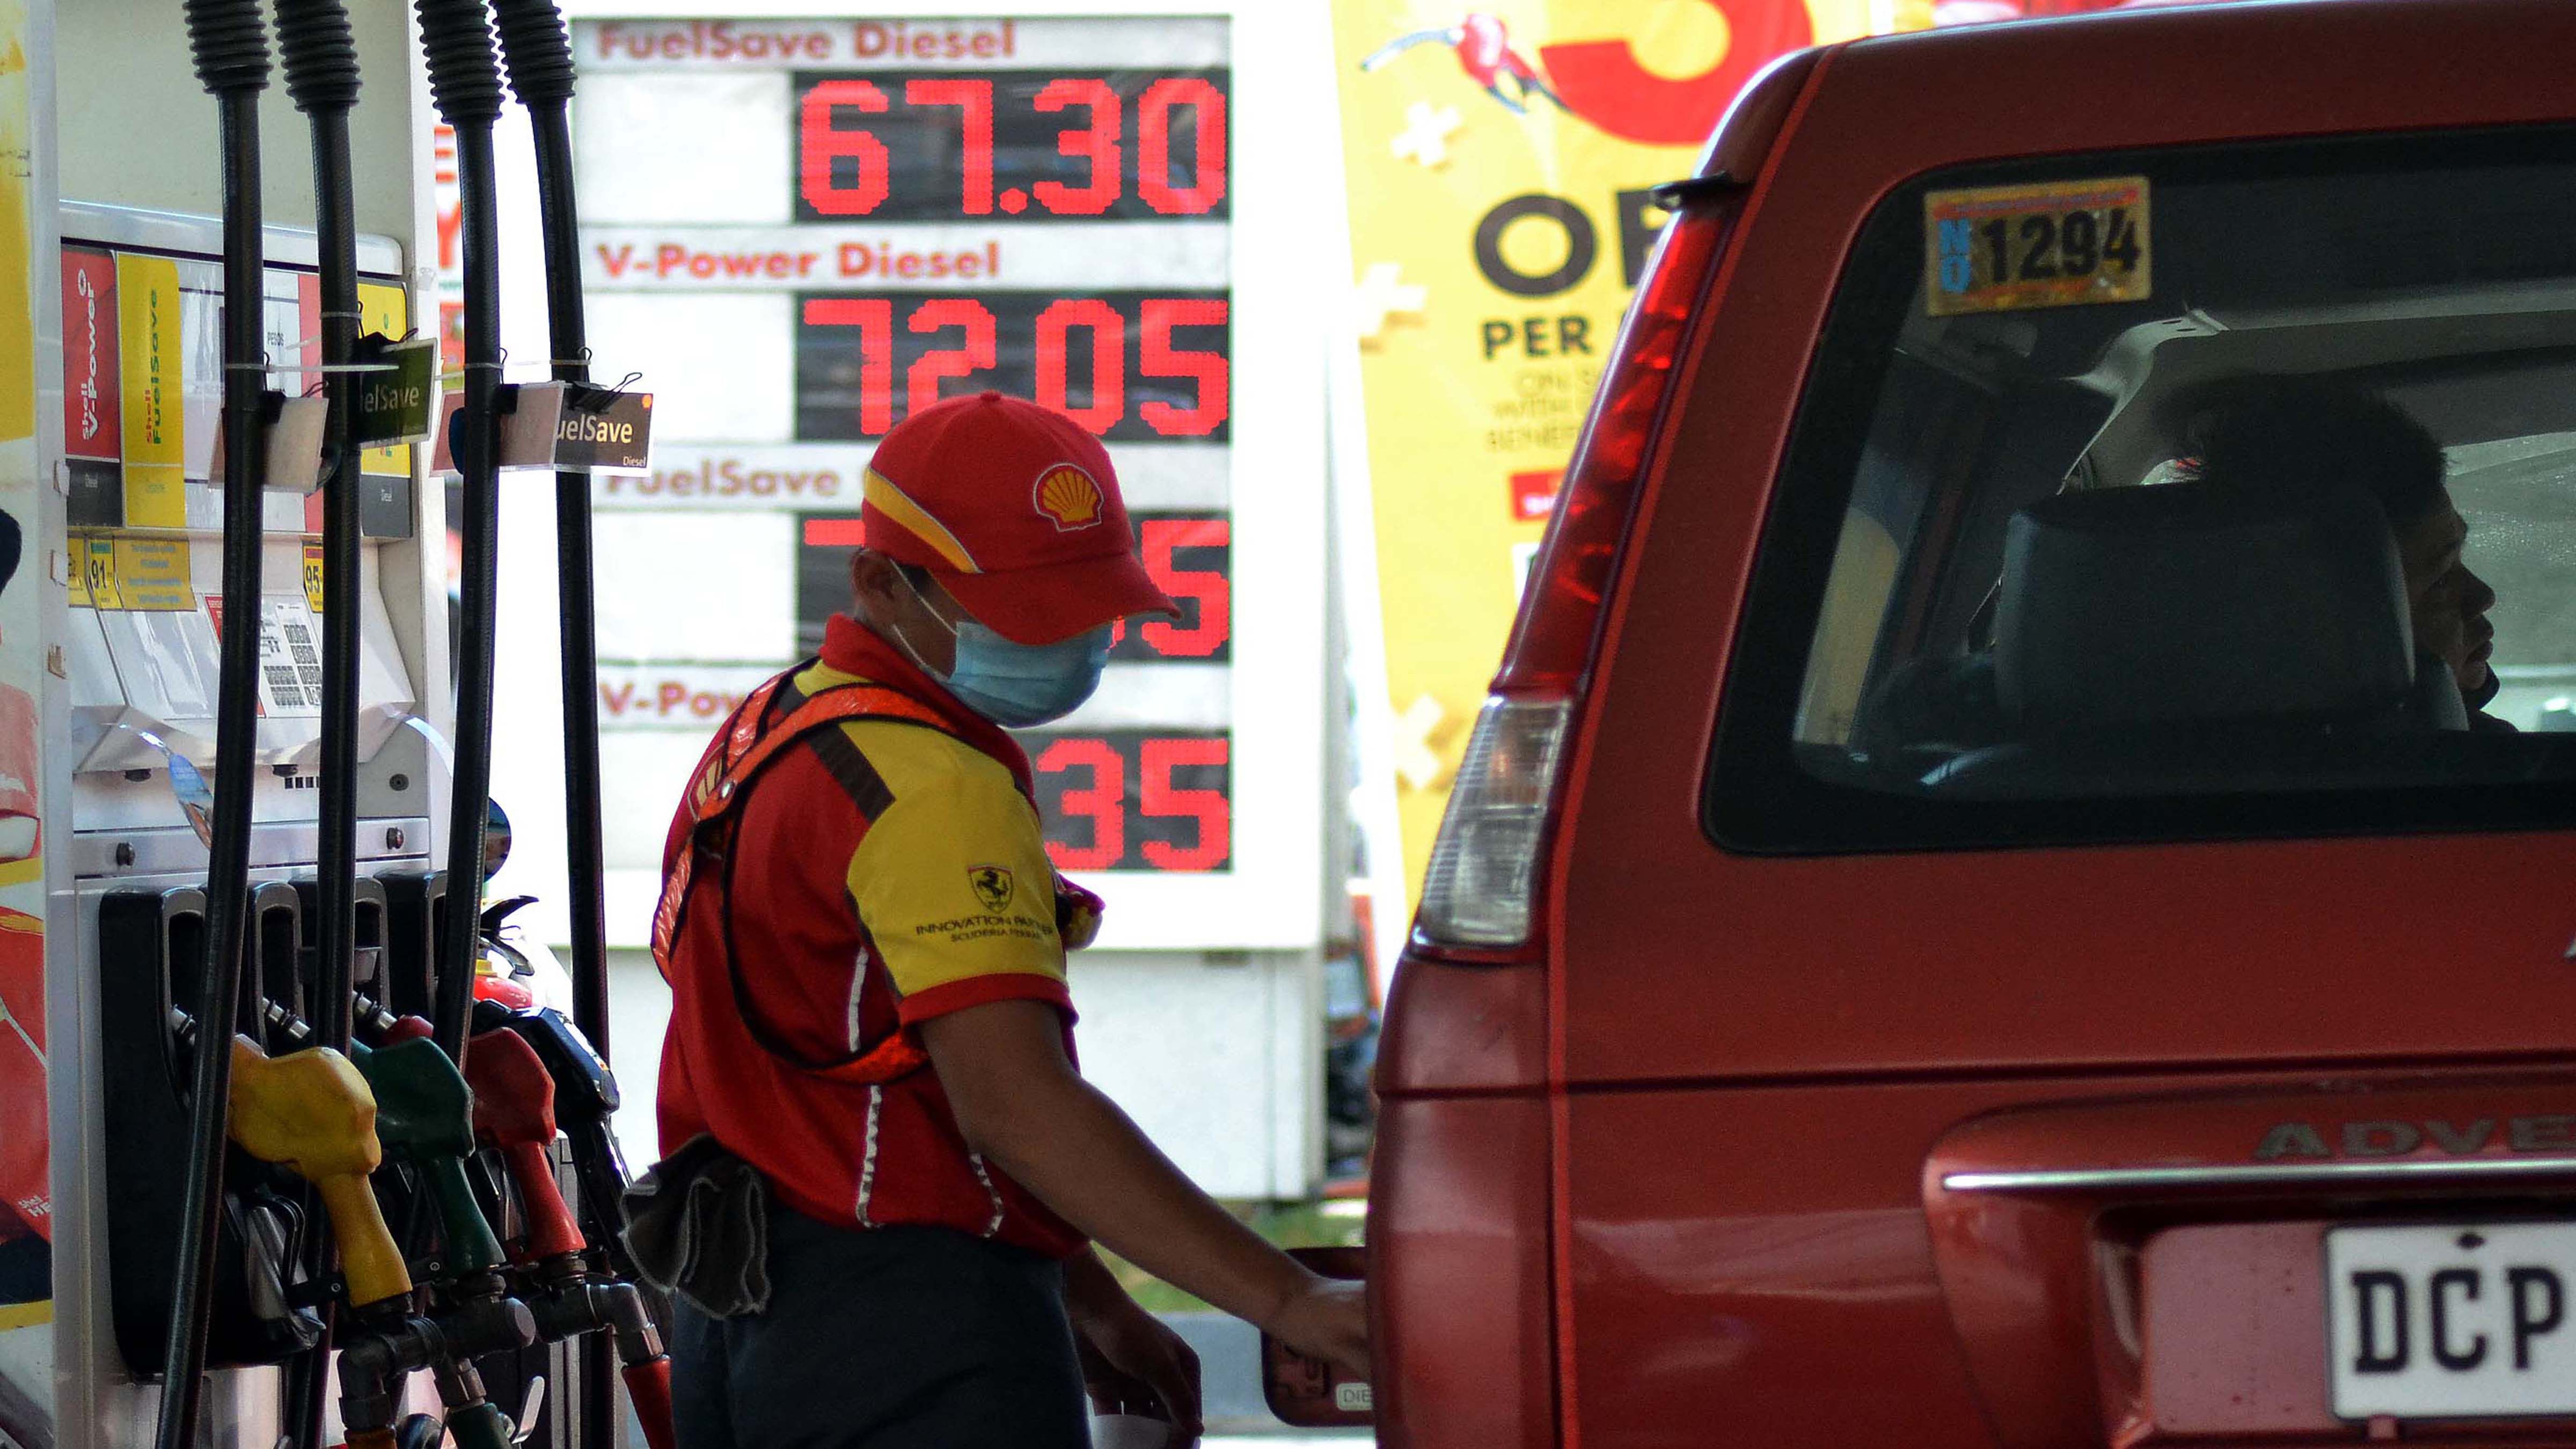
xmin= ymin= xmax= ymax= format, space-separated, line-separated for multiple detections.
xmin=557 ymin=4 xmax=1327 ymax=950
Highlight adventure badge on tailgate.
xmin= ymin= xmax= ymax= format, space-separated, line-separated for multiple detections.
xmin=1924 ymin=175 xmax=2150 ymax=317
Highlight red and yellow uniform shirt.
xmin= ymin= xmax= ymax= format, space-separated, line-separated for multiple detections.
xmin=656 ymin=615 xmax=1085 ymax=1258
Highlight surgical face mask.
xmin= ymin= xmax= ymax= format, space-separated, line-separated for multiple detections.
xmin=895 ymin=569 xmax=1113 ymax=728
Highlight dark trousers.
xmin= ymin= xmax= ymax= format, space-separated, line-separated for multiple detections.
xmin=670 ymin=1204 xmax=1092 ymax=1449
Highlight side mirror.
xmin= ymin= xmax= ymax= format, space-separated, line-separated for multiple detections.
xmin=1260 ymin=1245 xmax=1371 ymax=1428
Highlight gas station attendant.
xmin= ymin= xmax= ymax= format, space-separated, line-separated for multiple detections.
xmin=645 ymin=392 xmax=1370 ymax=1448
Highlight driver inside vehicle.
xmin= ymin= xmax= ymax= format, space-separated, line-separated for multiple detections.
xmin=1854 ymin=378 xmax=2511 ymax=762
xmin=2187 ymin=379 xmax=2507 ymax=729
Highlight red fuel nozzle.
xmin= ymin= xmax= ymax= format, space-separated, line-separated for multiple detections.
xmin=464 ymin=1027 xmax=585 ymax=1262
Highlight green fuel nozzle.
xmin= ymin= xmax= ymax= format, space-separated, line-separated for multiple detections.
xmin=352 ymin=1035 xmax=507 ymax=1277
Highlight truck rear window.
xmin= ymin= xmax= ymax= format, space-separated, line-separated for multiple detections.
xmin=1707 ymin=127 xmax=2576 ymax=852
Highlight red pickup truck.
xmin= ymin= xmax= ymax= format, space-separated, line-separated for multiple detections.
xmin=1348 ymin=2 xmax=2576 ymax=1444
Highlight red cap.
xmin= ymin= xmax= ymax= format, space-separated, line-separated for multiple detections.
xmin=861 ymin=392 xmax=1179 ymax=645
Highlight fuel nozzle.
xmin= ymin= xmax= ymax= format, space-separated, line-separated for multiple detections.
xmin=465 ymin=1015 xmax=677 ymax=1449
xmin=340 ymin=1031 xmax=533 ymax=1449
xmin=355 ymin=1035 xmax=512 ymax=1279
xmin=463 ymin=1026 xmax=585 ymax=1265
xmin=224 ymin=1036 xmax=411 ymax=1311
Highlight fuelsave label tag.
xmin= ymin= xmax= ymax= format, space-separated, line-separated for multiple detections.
xmin=553 ymin=390 xmax=653 ymax=472
xmin=352 ymin=334 xmax=438 ymax=446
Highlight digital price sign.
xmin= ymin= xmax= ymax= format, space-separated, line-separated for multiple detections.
xmin=557 ymin=10 xmax=1321 ymax=950
xmin=793 ymin=68 xmax=1228 ymax=222
xmin=794 ymin=290 xmax=1230 ymax=441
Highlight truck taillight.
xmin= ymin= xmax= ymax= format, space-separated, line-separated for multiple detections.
xmin=1416 ymin=698 xmax=1570 ymax=949
xmin=1492 ymin=209 xmax=1727 ymax=697
xmin=1413 ymin=209 xmax=1726 ymax=957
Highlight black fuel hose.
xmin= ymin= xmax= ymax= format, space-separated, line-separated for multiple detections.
xmin=159 ymin=3 xmax=271 ymax=1446
xmin=273 ymin=0 xmax=360 ymax=1056
xmin=487 ymin=9 xmax=620 ymax=1439
xmin=489 ymin=0 xmax=609 ymax=1088
xmin=414 ymin=0 xmax=505 ymax=1069
xmin=266 ymin=11 xmax=364 ymax=1445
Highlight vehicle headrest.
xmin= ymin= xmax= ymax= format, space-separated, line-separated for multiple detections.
xmin=1995 ymin=480 xmax=2414 ymax=734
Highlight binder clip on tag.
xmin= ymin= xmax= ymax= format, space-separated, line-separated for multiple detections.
xmin=209 ymin=390 xmax=330 ymax=494
xmin=351 ymin=334 xmax=441 ymax=448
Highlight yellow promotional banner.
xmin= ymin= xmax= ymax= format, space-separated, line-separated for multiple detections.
xmin=116 ymin=253 xmax=186 ymax=529
xmin=1335 ymin=0 xmax=1921 ymax=912
xmin=0 ymin=0 xmax=53 ymax=1391
xmin=0 ymin=9 xmax=27 ymax=447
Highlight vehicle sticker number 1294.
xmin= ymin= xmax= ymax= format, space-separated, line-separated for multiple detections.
xmin=1924 ymin=175 xmax=2151 ymax=316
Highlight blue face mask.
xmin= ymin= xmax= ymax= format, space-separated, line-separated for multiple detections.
xmin=897 ymin=572 xmax=1111 ymax=729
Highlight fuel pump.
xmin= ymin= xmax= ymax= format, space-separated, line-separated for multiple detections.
xmin=11 ymin=0 xmax=656 ymax=1437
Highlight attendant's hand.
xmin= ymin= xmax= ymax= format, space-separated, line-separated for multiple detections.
xmin=1261 ymin=1273 xmax=1370 ymax=1381
xmin=1073 ymin=1291 xmax=1204 ymax=1443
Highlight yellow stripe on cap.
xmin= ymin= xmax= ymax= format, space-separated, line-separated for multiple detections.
xmin=863 ymin=469 xmax=982 ymax=573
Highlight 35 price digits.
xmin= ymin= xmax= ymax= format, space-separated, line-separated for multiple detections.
xmin=1035 ymin=732 xmax=1231 ymax=873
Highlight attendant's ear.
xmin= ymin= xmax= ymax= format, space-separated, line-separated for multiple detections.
xmin=850 ymin=548 xmax=905 ymax=618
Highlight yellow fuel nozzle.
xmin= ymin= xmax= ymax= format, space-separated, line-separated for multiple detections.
xmin=226 ymin=1035 xmax=413 ymax=1311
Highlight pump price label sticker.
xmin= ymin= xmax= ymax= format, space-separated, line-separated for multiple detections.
xmin=1924 ymin=176 xmax=2151 ymax=317
xmin=67 ymin=536 xmax=192 ymax=611
xmin=111 ymin=539 xmax=194 ymax=611
xmin=303 ymin=543 xmax=326 ymax=614
xmin=67 ymin=538 xmax=108 ymax=610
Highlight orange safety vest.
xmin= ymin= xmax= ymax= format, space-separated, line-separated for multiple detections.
xmin=651 ymin=667 xmax=956 ymax=1087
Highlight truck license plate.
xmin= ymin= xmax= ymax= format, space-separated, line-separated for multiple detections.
xmin=2328 ymin=1223 xmax=2575 ymax=1419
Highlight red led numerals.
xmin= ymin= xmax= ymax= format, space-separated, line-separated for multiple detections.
xmin=1035 ymin=299 xmax=1124 ymax=433
xmin=904 ymin=78 xmax=995 ymax=214
xmin=1033 ymin=78 xmax=1122 ymax=217
xmin=799 ymin=294 xmax=1228 ymax=442
xmin=1138 ymin=738 xmax=1230 ymax=870
xmin=1034 ymin=733 xmax=1232 ymax=873
xmin=1040 ymin=737 xmax=1126 ymax=872
xmin=1139 ymin=518 xmax=1229 ymax=659
xmin=799 ymin=80 xmax=891 ymax=216
xmin=1137 ymin=77 xmax=1226 ymax=216
xmin=792 ymin=71 xmax=1227 ymax=222
xmin=906 ymin=299 xmax=997 ymax=418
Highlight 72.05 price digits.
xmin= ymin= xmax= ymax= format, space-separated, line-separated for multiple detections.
xmin=1031 ymin=731 xmax=1230 ymax=873
xmin=796 ymin=289 xmax=1229 ymax=442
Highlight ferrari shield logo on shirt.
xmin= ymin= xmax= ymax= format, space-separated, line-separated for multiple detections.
xmin=1033 ymin=464 xmax=1103 ymax=531
xmin=968 ymin=864 xmax=1015 ymax=913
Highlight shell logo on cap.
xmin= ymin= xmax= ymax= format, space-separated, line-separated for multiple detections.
xmin=1034 ymin=463 xmax=1104 ymax=531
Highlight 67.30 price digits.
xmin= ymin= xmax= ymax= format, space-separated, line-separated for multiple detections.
xmin=796 ymin=69 xmax=1228 ymax=223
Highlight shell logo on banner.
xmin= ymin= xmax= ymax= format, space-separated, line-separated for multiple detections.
xmin=1332 ymin=0 xmax=2159 ymax=916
